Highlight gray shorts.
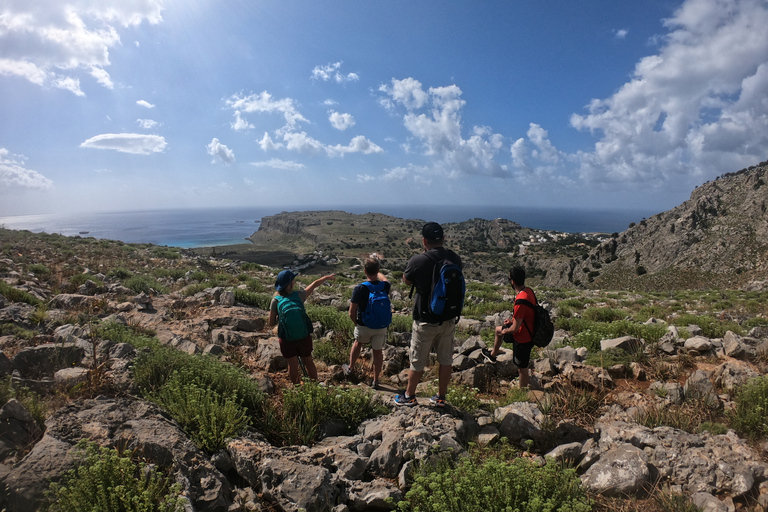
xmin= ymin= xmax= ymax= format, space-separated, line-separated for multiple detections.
xmin=354 ymin=325 xmax=387 ymax=350
xmin=409 ymin=320 xmax=455 ymax=372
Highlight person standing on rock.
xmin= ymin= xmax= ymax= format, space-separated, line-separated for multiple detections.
xmin=268 ymin=270 xmax=335 ymax=384
xmin=343 ymin=257 xmax=391 ymax=389
xmin=489 ymin=266 xmax=535 ymax=388
xmin=394 ymin=222 xmax=463 ymax=407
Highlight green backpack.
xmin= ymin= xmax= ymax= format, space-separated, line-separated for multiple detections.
xmin=276 ymin=292 xmax=313 ymax=342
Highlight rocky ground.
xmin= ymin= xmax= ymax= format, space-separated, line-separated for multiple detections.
xmin=1 ymin=229 xmax=767 ymax=512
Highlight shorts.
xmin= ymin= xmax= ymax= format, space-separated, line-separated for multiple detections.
xmin=409 ymin=320 xmax=455 ymax=372
xmin=279 ymin=335 xmax=313 ymax=359
xmin=511 ymin=339 xmax=533 ymax=369
xmin=354 ymin=325 xmax=387 ymax=350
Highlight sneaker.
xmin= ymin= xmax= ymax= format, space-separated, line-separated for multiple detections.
xmin=371 ymin=380 xmax=380 ymax=390
xmin=481 ymin=348 xmax=497 ymax=363
xmin=429 ymin=395 xmax=447 ymax=407
xmin=393 ymin=394 xmax=417 ymax=406
xmin=341 ymin=364 xmax=351 ymax=376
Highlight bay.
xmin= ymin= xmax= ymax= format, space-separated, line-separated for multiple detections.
xmin=0 ymin=205 xmax=656 ymax=249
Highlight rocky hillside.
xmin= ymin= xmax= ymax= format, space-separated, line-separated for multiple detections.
xmin=1 ymin=229 xmax=768 ymax=511
xmin=543 ymin=161 xmax=768 ymax=290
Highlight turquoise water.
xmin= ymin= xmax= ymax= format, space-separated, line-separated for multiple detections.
xmin=0 ymin=205 xmax=656 ymax=248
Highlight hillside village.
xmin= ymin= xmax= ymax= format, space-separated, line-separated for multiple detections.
xmin=0 ymin=164 xmax=767 ymax=512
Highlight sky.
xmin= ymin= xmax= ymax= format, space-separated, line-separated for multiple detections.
xmin=1 ymin=0 xmax=768 ymax=218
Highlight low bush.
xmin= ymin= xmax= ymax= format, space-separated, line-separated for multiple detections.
xmin=670 ymin=314 xmax=742 ymax=338
xmin=123 ymin=275 xmax=168 ymax=294
xmin=259 ymin=381 xmax=388 ymax=446
xmin=397 ymin=453 xmax=591 ymax=512
xmin=0 ymin=281 xmax=42 ymax=306
xmin=306 ymin=304 xmax=354 ymax=338
xmin=233 ymin=289 xmax=272 ymax=309
xmin=389 ymin=313 xmax=413 ymax=333
xmin=731 ymin=375 xmax=768 ymax=439
xmin=27 ymin=263 xmax=50 ymax=276
xmin=422 ymin=384 xmax=482 ymax=413
xmin=313 ymin=333 xmax=350 ymax=366
xmin=42 ymin=440 xmax=184 ymax=512
xmin=0 ymin=376 xmax=47 ymax=427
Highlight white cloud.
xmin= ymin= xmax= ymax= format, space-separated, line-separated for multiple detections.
xmin=137 ymin=100 xmax=155 ymax=109
xmin=0 ymin=148 xmax=53 ymax=189
xmin=381 ymin=166 xmax=410 ymax=181
xmin=258 ymin=132 xmax=283 ymax=151
xmin=328 ymin=111 xmax=356 ymax=131
xmin=509 ymin=124 xmax=567 ymax=181
xmin=356 ymin=174 xmax=375 ymax=183
xmin=250 ymin=159 xmax=306 ymax=171
xmin=226 ymin=91 xmax=308 ymax=132
xmin=52 ymin=76 xmax=84 ymax=96
xmin=323 ymin=99 xmax=338 ymax=106
xmin=282 ymin=131 xmax=326 ymax=155
xmin=231 ymin=110 xmax=254 ymax=131
xmin=379 ymin=77 xmax=428 ymax=110
xmin=383 ymin=79 xmax=507 ymax=178
xmin=206 ymin=138 xmax=235 ymax=165
xmin=0 ymin=1 xmax=163 ymax=93
xmin=311 ymin=62 xmax=359 ymax=83
xmin=615 ymin=28 xmax=629 ymax=39
xmin=327 ymin=136 xmax=383 ymax=157
xmin=243 ymin=177 xmax=254 ymax=185
xmin=90 ymin=66 xmax=114 ymax=88
xmin=136 ymin=119 xmax=160 ymax=129
xmin=80 ymin=133 xmax=167 ymax=154
xmin=570 ymin=0 xmax=768 ymax=183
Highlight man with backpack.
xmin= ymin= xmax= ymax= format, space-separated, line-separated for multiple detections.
xmin=394 ymin=222 xmax=464 ymax=407
xmin=489 ymin=266 xmax=535 ymax=388
xmin=344 ymin=257 xmax=391 ymax=389
xmin=268 ymin=270 xmax=335 ymax=384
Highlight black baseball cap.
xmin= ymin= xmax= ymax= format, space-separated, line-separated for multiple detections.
xmin=421 ymin=222 xmax=444 ymax=241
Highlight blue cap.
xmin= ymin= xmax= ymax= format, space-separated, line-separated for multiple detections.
xmin=275 ymin=270 xmax=298 ymax=291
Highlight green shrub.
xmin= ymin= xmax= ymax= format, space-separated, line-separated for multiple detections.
xmin=131 ymin=340 xmax=266 ymax=452
xmin=181 ymin=283 xmax=208 ymax=296
xmin=43 ymin=440 xmax=184 ymax=512
xmin=95 ymin=322 xmax=157 ymax=349
xmin=671 ymin=314 xmax=742 ymax=338
xmin=389 ymin=313 xmax=413 ymax=333
xmin=0 ymin=376 xmax=47 ymax=427
xmin=124 ymin=275 xmax=168 ymax=294
xmin=731 ymin=375 xmax=768 ymax=439
xmin=233 ymin=289 xmax=272 ymax=309
xmin=152 ymin=373 xmax=250 ymax=453
xmin=313 ymin=334 xmax=350 ymax=366
xmin=27 ymin=263 xmax=50 ymax=276
xmin=584 ymin=347 xmax=630 ymax=368
xmin=240 ymin=262 xmax=262 ymax=271
xmin=306 ymin=304 xmax=354 ymax=338
xmin=397 ymin=454 xmax=591 ymax=512
xmin=261 ymin=381 xmax=388 ymax=446
xmin=498 ymin=386 xmax=530 ymax=406
xmin=422 ymin=384 xmax=482 ymax=413
xmin=107 ymin=267 xmax=133 ymax=280
xmin=0 ymin=281 xmax=42 ymax=306
xmin=152 ymin=247 xmax=181 ymax=260
xmin=582 ymin=307 xmax=624 ymax=323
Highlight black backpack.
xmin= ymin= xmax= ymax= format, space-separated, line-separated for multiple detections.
xmin=515 ymin=290 xmax=554 ymax=348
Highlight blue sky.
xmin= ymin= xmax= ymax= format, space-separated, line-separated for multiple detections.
xmin=2 ymin=0 xmax=768 ymax=217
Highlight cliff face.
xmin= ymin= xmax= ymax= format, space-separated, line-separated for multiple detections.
xmin=543 ymin=162 xmax=768 ymax=289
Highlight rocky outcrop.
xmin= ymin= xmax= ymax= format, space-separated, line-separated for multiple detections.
xmin=544 ymin=162 xmax=768 ymax=289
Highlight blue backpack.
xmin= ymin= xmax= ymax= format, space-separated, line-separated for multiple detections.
xmin=276 ymin=292 xmax=313 ymax=342
xmin=426 ymin=253 xmax=465 ymax=322
xmin=361 ymin=281 xmax=392 ymax=329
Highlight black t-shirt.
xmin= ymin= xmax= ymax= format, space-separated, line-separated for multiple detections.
xmin=350 ymin=280 xmax=392 ymax=326
xmin=403 ymin=247 xmax=462 ymax=323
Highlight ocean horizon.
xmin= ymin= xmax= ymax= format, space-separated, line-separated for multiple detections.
xmin=0 ymin=205 xmax=658 ymax=249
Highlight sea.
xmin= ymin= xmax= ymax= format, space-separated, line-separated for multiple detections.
xmin=0 ymin=205 xmax=657 ymax=249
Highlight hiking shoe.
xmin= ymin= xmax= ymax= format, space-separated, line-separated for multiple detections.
xmin=429 ymin=395 xmax=447 ymax=407
xmin=371 ymin=380 xmax=380 ymax=390
xmin=394 ymin=394 xmax=417 ymax=406
xmin=341 ymin=364 xmax=351 ymax=376
xmin=481 ymin=348 xmax=497 ymax=363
